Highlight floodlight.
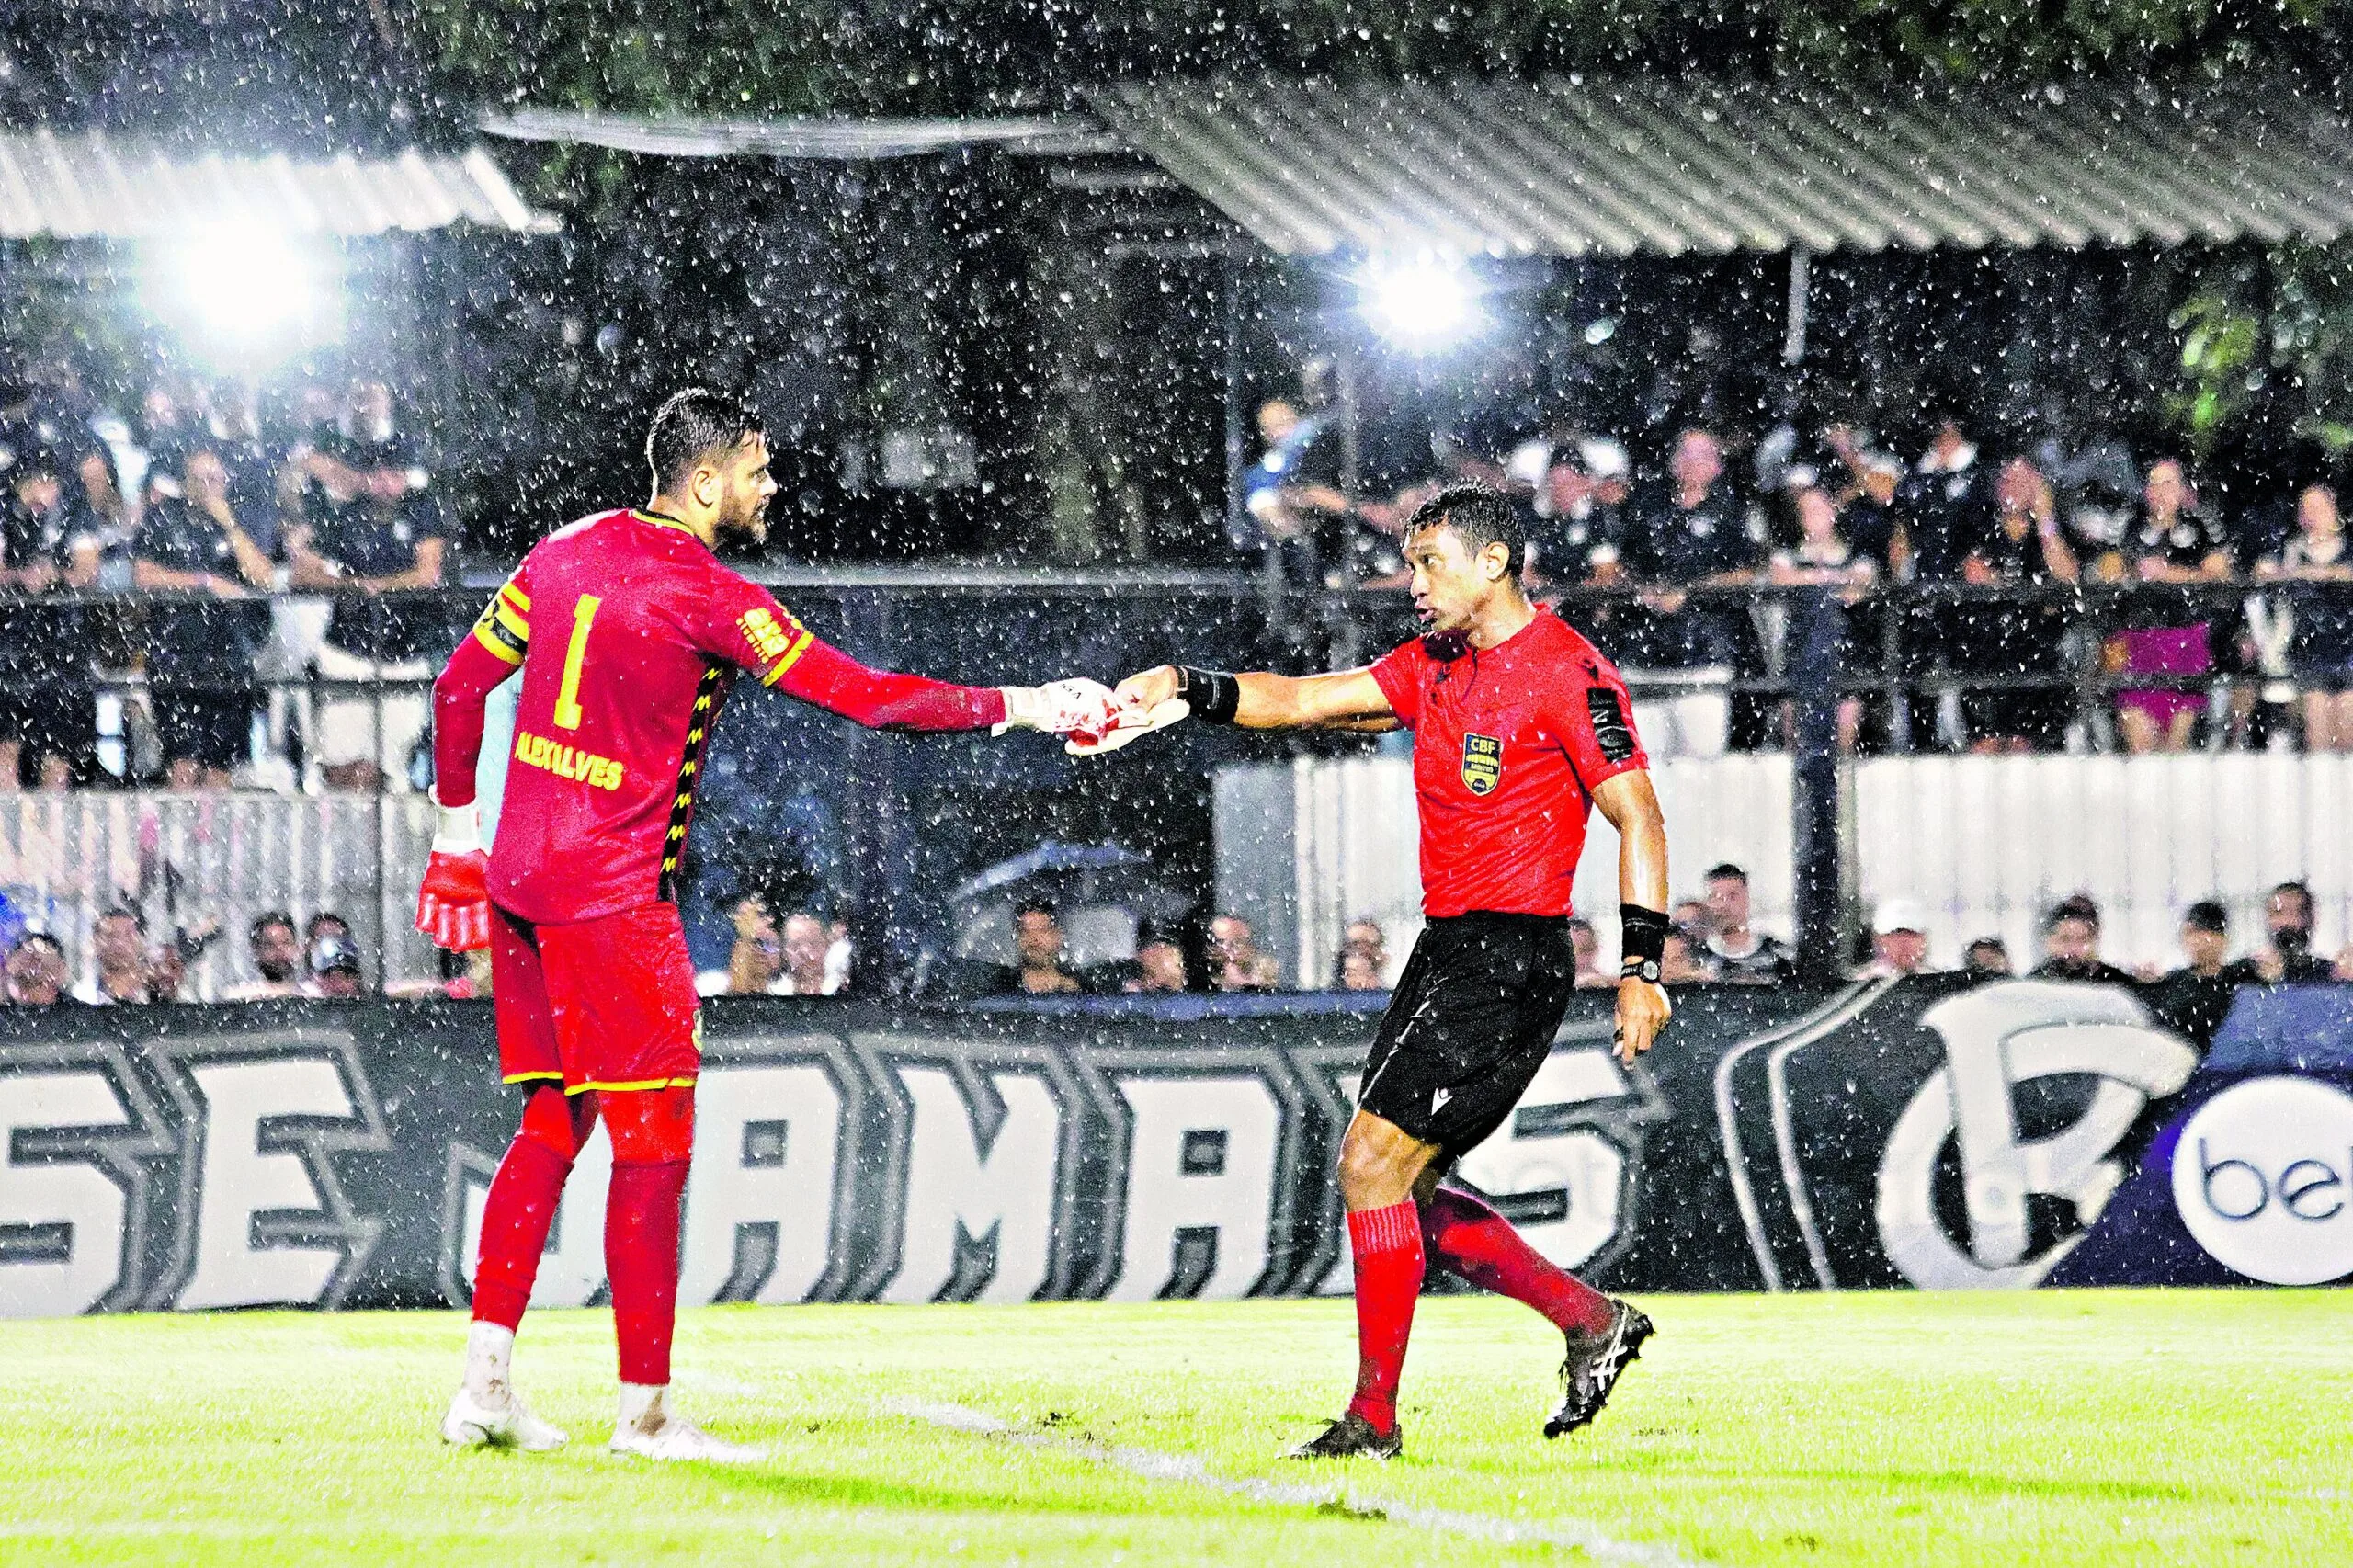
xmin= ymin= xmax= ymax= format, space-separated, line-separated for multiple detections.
xmin=142 ymin=227 xmax=342 ymax=363
xmin=1360 ymin=256 xmax=1480 ymax=350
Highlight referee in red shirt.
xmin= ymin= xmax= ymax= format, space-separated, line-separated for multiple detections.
xmin=1116 ymin=483 xmax=1673 ymax=1460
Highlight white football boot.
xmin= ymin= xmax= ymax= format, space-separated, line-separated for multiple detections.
xmin=442 ymin=1387 xmax=569 ymax=1451
xmin=608 ymin=1383 xmax=767 ymax=1464
xmin=441 ymin=1319 xmax=567 ymax=1451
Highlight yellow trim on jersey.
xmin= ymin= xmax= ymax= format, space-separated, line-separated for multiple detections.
xmin=630 ymin=508 xmax=698 ymax=538
xmin=501 ymin=1070 xmax=563 ymax=1085
xmin=493 ymin=600 xmax=529 ymax=642
xmin=564 ymin=1076 xmax=698 ymax=1096
xmin=499 ymin=583 xmax=531 ymax=613
xmin=761 ymin=628 xmax=817 ymax=687
xmin=474 ymin=622 xmax=526 ymax=665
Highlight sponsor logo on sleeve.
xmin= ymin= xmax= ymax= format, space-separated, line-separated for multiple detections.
xmin=1585 ymin=684 xmax=1637 ymax=764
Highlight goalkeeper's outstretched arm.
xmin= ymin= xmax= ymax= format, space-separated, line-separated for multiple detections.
xmin=1113 ymin=664 xmax=1395 ymax=732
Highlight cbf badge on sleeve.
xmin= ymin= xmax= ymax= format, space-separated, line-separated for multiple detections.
xmin=1461 ymin=733 xmax=1503 ymax=795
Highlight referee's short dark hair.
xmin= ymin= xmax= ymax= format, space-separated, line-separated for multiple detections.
xmin=646 ymin=387 xmax=765 ymax=496
xmin=1705 ymin=863 xmax=1747 ymax=884
xmin=1406 ymin=483 xmax=1524 ymax=577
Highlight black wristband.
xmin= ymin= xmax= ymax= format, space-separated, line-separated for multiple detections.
xmin=1620 ymin=903 xmax=1669 ymax=983
xmin=1176 ymin=666 xmax=1241 ymax=725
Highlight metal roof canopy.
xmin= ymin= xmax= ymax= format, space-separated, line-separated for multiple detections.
xmin=0 ymin=130 xmax=558 ymax=238
xmin=1089 ymin=74 xmax=2353 ymax=258
xmin=483 ymin=107 xmax=1126 ymax=161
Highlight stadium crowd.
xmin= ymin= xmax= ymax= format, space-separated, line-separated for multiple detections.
xmin=0 ymin=904 xmax=389 ymax=1006
xmin=0 ymin=363 xmax=449 ymax=793
xmin=3 ymin=356 xmax=2353 ymax=793
xmin=1243 ymin=397 xmax=2353 ymax=758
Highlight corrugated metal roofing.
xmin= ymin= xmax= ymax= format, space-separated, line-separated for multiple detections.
xmin=0 ymin=131 xmax=558 ymax=238
xmin=483 ymin=106 xmax=1124 ymax=161
xmin=1090 ymin=75 xmax=2353 ymax=257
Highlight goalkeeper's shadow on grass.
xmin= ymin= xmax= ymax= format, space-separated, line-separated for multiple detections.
xmin=661 ymin=1459 xmax=1199 ymax=1518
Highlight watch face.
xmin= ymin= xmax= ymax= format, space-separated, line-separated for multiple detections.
xmin=1623 ymin=960 xmax=1661 ymax=983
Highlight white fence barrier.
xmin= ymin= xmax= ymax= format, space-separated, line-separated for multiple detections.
xmin=1221 ymin=751 xmax=2353 ymax=979
xmin=1854 ymin=754 xmax=2353 ymax=973
xmin=1214 ymin=754 xmax=1795 ymax=984
xmin=0 ymin=792 xmax=436 ymax=997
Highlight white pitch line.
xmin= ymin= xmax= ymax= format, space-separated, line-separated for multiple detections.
xmin=882 ymin=1396 xmax=1704 ymax=1566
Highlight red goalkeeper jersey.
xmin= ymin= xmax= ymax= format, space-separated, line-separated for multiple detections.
xmin=450 ymin=507 xmax=1002 ymax=925
xmin=1368 ymin=609 xmax=1648 ymax=919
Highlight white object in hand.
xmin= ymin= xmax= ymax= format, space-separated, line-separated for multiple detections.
xmin=994 ymin=677 xmax=1122 ymax=739
xmin=1066 ymin=698 xmax=1191 ymax=756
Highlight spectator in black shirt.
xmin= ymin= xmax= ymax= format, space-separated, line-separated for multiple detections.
xmin=2255 ymin=880 xmax=2333 ymax=983
xmin=0 ymin=449 xmax=98 ymax=788
xmin=1840 ymin=448 xmax=1905 ymax=577
xmin=2113 ymin=459 xmax=2232 ymax=755
xmin=1896 ymin=418 xmax=1996 ymax=749
xmin=1768 ymin=486 xmax=1876 ymax=752
xmin=132 ymin=447 xmax=275 ymax=788
xmin=1239 ymin=399 xmax=1350 ymax=586
xmin=1701 ymin=863 xmax=1797 ymax=983
xmin=2143 ymin=900 xmax=2260 ymax=1046
xmin=1622 ymin=428 xmax=1763 ymax=757
xmin=989 ymin=899 xmax=1082 ymax=995
xmin=200 ymin=381 xmax=296 ymax=562
xmin=290 ymin=381 xmax=448 ymax=791
xmin=2255 ymin=484 xmax=2353 ymax=752
xmin=2030 ymin=894 xmax=2135 ymax=983
xmin=1956 ymin=458 xmax=2080 ymax=754
xmin=1511 ymin=433 xmax=1632 ymax=590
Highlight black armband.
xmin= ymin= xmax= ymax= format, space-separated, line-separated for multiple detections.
xmin=1620 ymin=903 xmax=1669 ymax=983
xmin=1176 ymin=666 xmax=1242 ymax=725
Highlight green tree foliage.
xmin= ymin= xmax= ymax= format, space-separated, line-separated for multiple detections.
xmin=403 ymin=0 xmax=2353 ymax=459
xmin=408 ymin=0 xmax=2350 ymax=119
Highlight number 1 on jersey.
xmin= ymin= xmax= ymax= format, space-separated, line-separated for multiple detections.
xmin=553 ymin=594 xmax=601 ymax=730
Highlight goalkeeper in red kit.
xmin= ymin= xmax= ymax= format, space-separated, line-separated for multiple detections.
xmin=416 ymin=388 xmax=1120 ymax=1462
xmin=1112 ymin=484 xmax=1673 ymax=1460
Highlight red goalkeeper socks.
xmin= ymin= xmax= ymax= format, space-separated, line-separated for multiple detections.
xmin=1420 ymin=1185 xmax=1613 ymax=1336
xmin=1345 ymin=1199 xmax=1425 ymax=1436
xmin=606 ymin=1158 xmax=690 ymax=1386
xmin=471 ymin=1086 xmax=592 ymax=1330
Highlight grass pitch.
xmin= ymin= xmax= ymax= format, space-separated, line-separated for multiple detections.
xmin=2 ymin=1290 xmax=2346 ymax=1566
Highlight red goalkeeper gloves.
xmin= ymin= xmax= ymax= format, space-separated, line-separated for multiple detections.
xmin=415 ymin=802 xmax=493 ymax=951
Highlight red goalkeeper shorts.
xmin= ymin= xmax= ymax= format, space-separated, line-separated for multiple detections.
xmin=490 ymin=902 xmax=701 ymax=1095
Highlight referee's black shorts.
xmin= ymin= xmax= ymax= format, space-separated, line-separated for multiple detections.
xmin=1356 ymin=911 xmax=1578 ymax=1158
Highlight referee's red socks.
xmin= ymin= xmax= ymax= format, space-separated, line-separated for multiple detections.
xmin=1345 ymin=1199 xmax=1424 ymax=1435
xmin=471 ymin=1084 xmax=597 ymax=1331
xmin=1420 ymin=1185 xmax=1613 ymax=1336
xmin=603 ymin=1087 xmax=697 ymax=1387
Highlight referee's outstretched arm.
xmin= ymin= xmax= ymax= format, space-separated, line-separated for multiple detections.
xmin=1111 ymin=665 xmax=1396 ymax=731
